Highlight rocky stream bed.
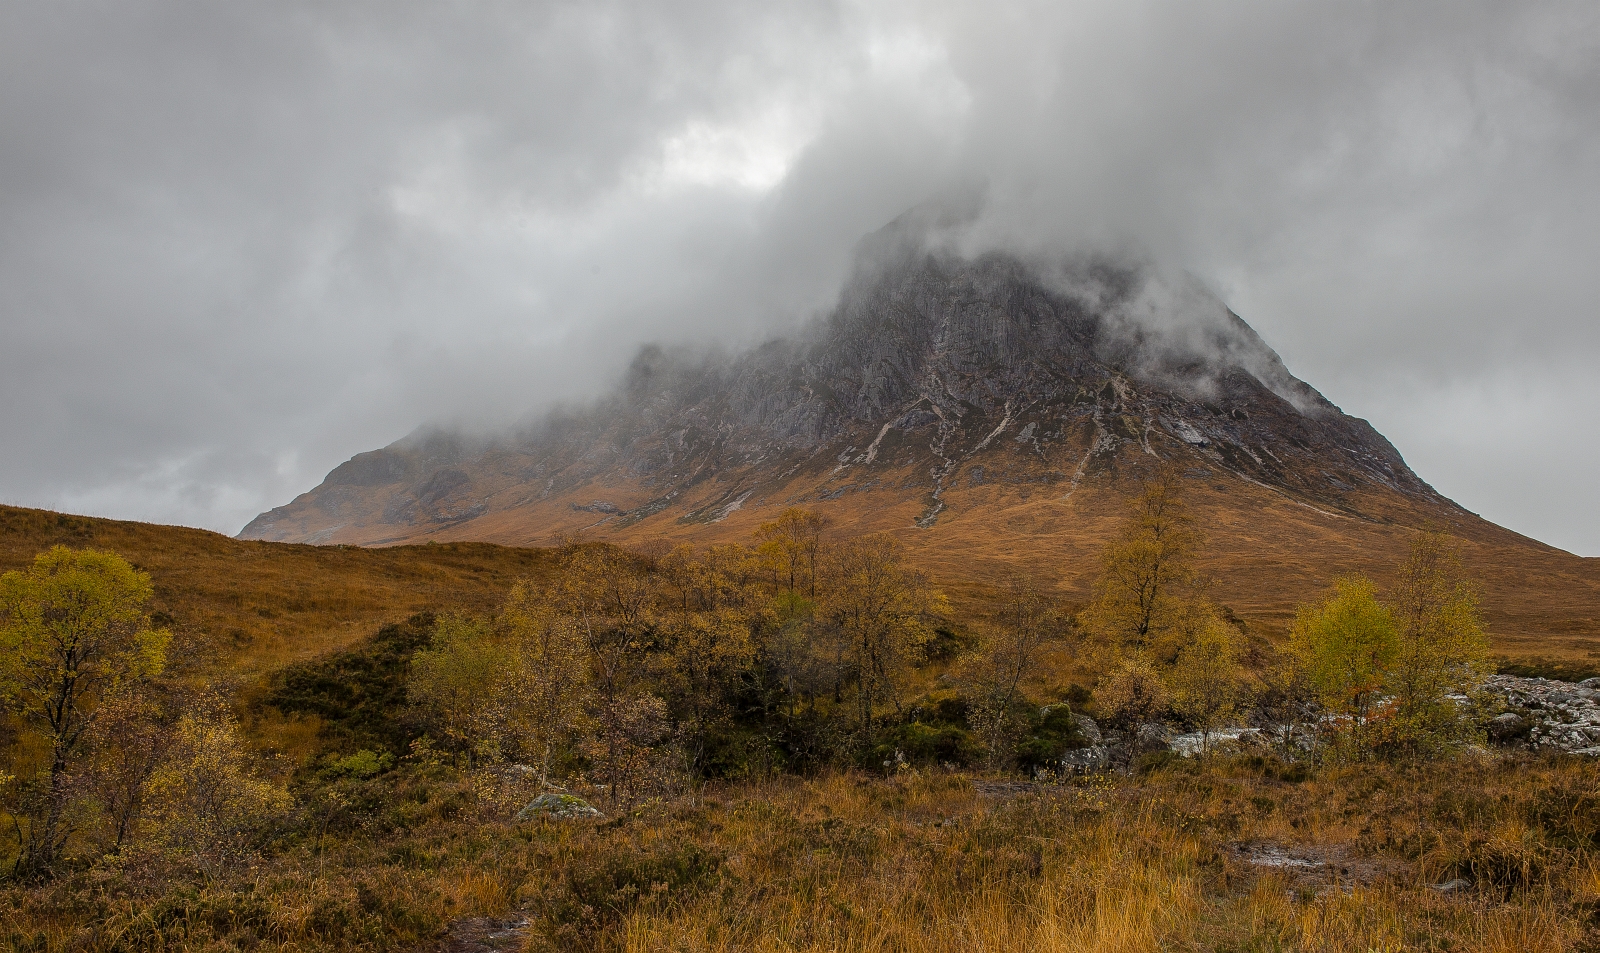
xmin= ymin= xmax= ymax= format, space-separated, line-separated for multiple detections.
xmin=1059 ymin=673 xmax=1600 ymax=771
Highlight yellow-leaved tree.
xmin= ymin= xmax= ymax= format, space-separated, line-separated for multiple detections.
xmin=1291 ymin=533 xmax=1490 ymax=761
xmin=500 ymin=581 xmax=592 ymax=785
xmin=1291 ymin=576 xmax=1398 ymax=759
xmin=1094 ymin=652 xmax=1170 ymax=728
xmin=407 ymin=616 xmax=509 ymax=764
xmin=409 ymin=591 xmax=593 ymax=781
xmin=0 ymin=546 xmax=170 ymax=876
xmin=755 ymin=507 xmax=829 ymax=601
xmin=142 ymin=696 xmax=291 ymax=880
xmin=656 ymin=545 xmax=758 ymax=774
xmin=821 ymin=534 xmax=944 ymax=734
xmin=1384 ymin=531 xmax=1490 ymax=758
xmin=1082 ymin=466 xmax=1202 ymax=657
xmin=552 ymin=545 xmax=674 ymax=809
xmin=1084 ymin=465 xmax=1213 ymax=729
xmin=1167 ymin=612 xmax=1247 ymax=757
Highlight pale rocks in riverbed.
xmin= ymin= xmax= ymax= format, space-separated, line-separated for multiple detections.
xmin=1484 ymin=674 xmax=1600 ymax=756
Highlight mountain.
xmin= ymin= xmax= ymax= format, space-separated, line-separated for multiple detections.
xmin=241 ymin=219 xmax=1600 ymax=653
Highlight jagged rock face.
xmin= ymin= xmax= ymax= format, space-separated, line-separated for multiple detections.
xmin=242 ymin=247 xmax=1437 ymax=545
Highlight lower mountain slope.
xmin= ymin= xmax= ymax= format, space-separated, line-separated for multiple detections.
xmin=239 ymin=242 xmax=1600 ymax=657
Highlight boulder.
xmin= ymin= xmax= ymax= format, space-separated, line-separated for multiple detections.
xmin=1060 ymin=746 xmax=1111 ymax=774
xmin=1070 ymin=713 xmax=1103 ymax=746
xmin=1487 ymin=711 xmax=1528 ymax=744
xmin=1132 ymin=723 xmax=1177 ymax=755
xmin=516 ymin=792 xmax=602 ymax=821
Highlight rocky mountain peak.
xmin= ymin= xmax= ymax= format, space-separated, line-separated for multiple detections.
xmin=240 ymin=231 xmax=1440 ymax=548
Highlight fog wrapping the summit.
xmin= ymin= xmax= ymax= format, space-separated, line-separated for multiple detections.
xmin=1 ymin=1 xmax=1597 ymax=553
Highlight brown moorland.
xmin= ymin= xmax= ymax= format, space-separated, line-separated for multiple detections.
xmin=0 ymin=504 xmax=559 ymax=685
xmin=8 ymin=486 xmax=1598 ymax=682
xmin=249 ymin=454 xmax=1600 ymax=665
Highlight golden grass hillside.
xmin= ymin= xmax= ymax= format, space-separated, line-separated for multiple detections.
xmin=0 ymin=504 xmax=559 ymax=684
xmin=234 ymin=414 xmax=1600 ymax=665
xmin=3 ymin=501 xmax=1596 ymax=681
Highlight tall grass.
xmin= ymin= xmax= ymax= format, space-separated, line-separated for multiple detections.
xmin=4 ymin=755 xmax=1599 ymax=951
xmin=545 ymin=759 xmax=1596 ymax=953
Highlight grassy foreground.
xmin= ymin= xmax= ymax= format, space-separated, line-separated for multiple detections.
xmin=5 ymin=752 xmax=1600 ymax=952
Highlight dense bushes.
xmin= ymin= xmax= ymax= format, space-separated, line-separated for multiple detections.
xmin=259 ymin=612 xmax=437 ymax=761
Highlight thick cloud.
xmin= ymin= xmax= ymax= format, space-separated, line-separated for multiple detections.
xmin=2 ymin=1 xmax=1597 ymax=554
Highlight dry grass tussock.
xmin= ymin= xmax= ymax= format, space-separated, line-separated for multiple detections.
xmin=6 ymin=754 xmax=1600 ymax=952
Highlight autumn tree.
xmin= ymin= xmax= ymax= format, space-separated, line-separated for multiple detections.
xmin=1255 ymin=648 xmax=1319 ymax=755
xmin=655 ymin=545 xmax=757 ymax=773
xmin=1082 ymin=465 xmax=1203 ymax=656
xmin=407 ymin=616 xmax=508 ymax=764
xmin=552 ymin=545 xmax=682 ymax=806
xmin=142 ymin=696 xmax=291 ymax=880
xmin=1167 ymin=611 xmax=1248 ymax=757
xmin=954 ymin=576 xmax=1064 ymax=766
xmin=1093 ymin=651 xmax=1170 ymax=728
xmin=500 ymin=582 xmax=592 ymax=785
xmin=557 ymin=544 xmax=657 ymax=697
xmin=763 ymin=611 xmax=836 ymax=720
xmin=1291 ymin=576 xmax=1398 ymax=758
xmin=580 ymin=692 xmax=675 ymax=812
xmin=0 ymin=547 xmax=171 ymax=876
xmin=80 ymin=688 xmax=168 ymax=857
xmin=1384 ymin=531 xmax=1490 ymax=757
xmin=410 ymin=586 xmax=594 ymax=782
xmin=755 ymin=507 xmax=829 ymax=600
xmin=820 ymin=535 xmax=943 ymax=733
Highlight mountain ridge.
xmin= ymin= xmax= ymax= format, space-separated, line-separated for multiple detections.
xmin=238 ymin=232 xmax=1600 ymax=654
xmin=244 ymin=246 xmax=1442 ymax=542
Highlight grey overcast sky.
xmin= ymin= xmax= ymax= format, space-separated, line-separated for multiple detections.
xmin=1 ymin=1 xmax=1597 ymax=554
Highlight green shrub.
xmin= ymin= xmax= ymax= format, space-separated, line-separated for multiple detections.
xmin=317 ymin=748 xmax=395 ymax=781
xmin=869 ymin=721 xmax=982 ymax=768
xmin=258 ymin=613 xmax=436 ymax=760
xmin=921 ymin=626 xmax=977 ymax=664
xmin=1014 ymin=705 xmax=1087 ymax=771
